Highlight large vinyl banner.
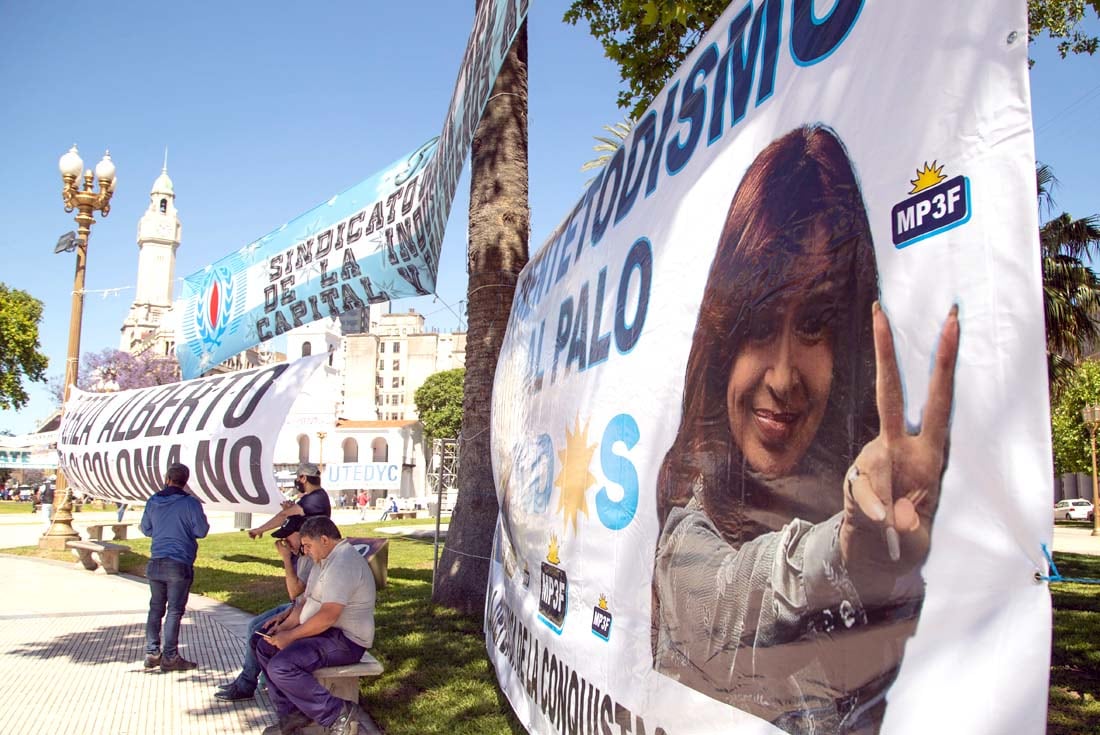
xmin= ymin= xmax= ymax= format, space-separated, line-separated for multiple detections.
xmin=58 ymin=355 xmax=324 ymax=512
xmin=0 ymin=432 xmax=58 ymax=470
xmin=175 ymin=0 xmax=529 ymax=379
xmin=487 ymin=2 xmax=1050 ymax=735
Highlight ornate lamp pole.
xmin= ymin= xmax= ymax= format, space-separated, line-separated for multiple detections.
xmin=1081 ymin=404 xmax=1100 ymax=537
xmin=316 ymin=431 xmax=327 ymax=472
xmin=41 ymin=145 xmax=116 ymax=550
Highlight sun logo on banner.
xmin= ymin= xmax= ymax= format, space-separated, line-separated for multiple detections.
xmin=555 ymin=416 xmax=597 ymax=534
xmin=908 ymin=161 xmax=947 ymax=194
xmin=547 ymin=534 xmax=560 ymax=564
xmin=196 ymin=267 xmax=234 ymax=348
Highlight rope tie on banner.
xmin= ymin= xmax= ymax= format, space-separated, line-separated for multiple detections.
xmin=441 ymin=545 xmax=494 ymax=563
xmin=1036 ymin=542 xmax=1100 ymax=584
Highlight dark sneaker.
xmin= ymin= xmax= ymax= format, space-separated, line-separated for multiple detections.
xmin=143 ymin=653 xmax=161 ymax=669
xmin=261 ymin=711 xmax=312 ymax=735
xmin=160 ymin=655 xmax=199 ymax=671
xmin=214 ymin=682 xmax=255 ymax=701
xmin=326 ymin=701 xmax=360 ymax=735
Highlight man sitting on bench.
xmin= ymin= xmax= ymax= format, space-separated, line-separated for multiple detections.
xmin=254 ymin=516 xmax=375 ymax=735
xmin=215 ymin=511 xmax=319 ymax=701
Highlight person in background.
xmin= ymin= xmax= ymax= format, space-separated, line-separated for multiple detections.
xmin=357 ymin=491 xmax=369 ymax=521
xmin=116 ymin=501 xmax=128 ymax=523
xmin=249 ymin=463 xmax=331 ymax=539
xmin=141 ymin=463 xmax=210 ymax=671
xmin=39 ymin=483 xmax=54 ymax=530
xmin=379 ymin=497 xmax=398 ymax=522
xmin=215 ymin=514 xmax=317 ymax=701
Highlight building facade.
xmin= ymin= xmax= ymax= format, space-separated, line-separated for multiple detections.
xmin=118 ymin=164 xmax=465 ymax=506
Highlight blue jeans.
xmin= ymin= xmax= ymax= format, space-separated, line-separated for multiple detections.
xmin=145 ymin=557 xmax=194 ymax=659
xmin=236 ymin=602 xmax=293 ymax=690
xmin=254 ymin=627 xmax=365 ymax=726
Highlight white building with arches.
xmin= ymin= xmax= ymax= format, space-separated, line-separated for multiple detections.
xmin=120 ymin=164 xmax=463 ymax=508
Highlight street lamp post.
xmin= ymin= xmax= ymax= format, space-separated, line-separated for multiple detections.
xmin=1081 ymin=404 xmax=1100 ymax=537
xmin=40 ymin=145 xmax=116 ymax=550
xmin=316 ymin=431 xmax=327 ymax=471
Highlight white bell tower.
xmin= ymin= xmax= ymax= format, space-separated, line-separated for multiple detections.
xmin=120 ymin=152 xmax=181 ymax=355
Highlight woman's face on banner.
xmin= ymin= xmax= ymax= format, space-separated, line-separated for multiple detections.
xmin=725 ymin=227 xmax=838 ymax=477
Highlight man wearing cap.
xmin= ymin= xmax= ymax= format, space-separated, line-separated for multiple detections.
xmin=255 ymin=516 xmax=374 ymax=735
xmin=141 ymin=463 xmax=209 ymax=671
xmin=249 ymin=462 xmax=331 ymax=539
xmin=215 ymin=514 xmax=315 ymax=701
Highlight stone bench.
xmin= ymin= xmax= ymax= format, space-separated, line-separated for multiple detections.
xmin=300 ymin=651 xmax=384 ymax=734
xmin=66 ymin=539 xmax=129 ymax=574
xmin=387 ymin=511 xmax=417 ymax=520
xmin=85 ymin=522 xmax=135 ymax=541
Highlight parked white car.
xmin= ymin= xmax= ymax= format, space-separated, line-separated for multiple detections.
xmin=1054 ymin=499 xmax=1094 ymax=521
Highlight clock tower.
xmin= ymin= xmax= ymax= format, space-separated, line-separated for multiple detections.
xmin=120 ymin=156 xmax=181 ymax=355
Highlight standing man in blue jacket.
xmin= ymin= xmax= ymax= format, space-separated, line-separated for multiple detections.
xmin=141 ymin=463 xmax=210 ymax=671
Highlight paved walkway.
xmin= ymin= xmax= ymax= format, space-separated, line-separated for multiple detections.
xmin=0 ymin=554 xmax=285 ymax=734
xmin=0 ymin=508 xmax=403 ymax=734
xmin=1052 ymin=522 xmax=1100 ymax=556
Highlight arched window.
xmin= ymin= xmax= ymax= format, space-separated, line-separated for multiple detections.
xmin=301 ymin=342 xmax=312 ymax=357
xmin=297 ymin=435 xmax=310 ymax=463
xmin=371 ymin=437 xmax=388 ymax=462
xmin=342 ymin=438 xmax=359 ymax=463
xmin=159 ymin=198 xmax=167 ymax=213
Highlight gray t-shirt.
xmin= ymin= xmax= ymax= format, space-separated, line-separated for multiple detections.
xmin=294 ymin=554 xmax=314 ymax=601
xmin=301 ymin=539 xmax=376 ymax=647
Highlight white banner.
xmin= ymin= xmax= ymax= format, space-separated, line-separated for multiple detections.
xmin=0 ymin=431 xmax=59 ymax=469
xmin=58 ymin=355 xmax=325 ymax=512
xmin=323 ymin=462 xmax=402 ymax=491
xmin=487 ymin=2 xmax=1049 ymax=734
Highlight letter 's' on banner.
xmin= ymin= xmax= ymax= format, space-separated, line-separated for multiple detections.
xmin=486 ymin=2 xmax=1051 ymax=734
xmin=174 ymin=0 xmax=528 ymax=379
xmin=58 ymin=355 xmax=324 ymax=512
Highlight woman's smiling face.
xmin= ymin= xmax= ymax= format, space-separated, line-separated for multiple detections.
xmin=726 ymin=234 xmax=838 ymax=478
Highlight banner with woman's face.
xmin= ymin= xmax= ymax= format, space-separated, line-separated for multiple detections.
xmin=487 ymin=1 xmax=1048 ymax=734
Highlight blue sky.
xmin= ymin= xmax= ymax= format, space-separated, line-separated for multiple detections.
xmin=0 ymin=3 xmax=1096 ymax=436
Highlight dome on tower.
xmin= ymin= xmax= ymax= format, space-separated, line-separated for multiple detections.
xmin=152 ymin=167 xmax=174 ymax=196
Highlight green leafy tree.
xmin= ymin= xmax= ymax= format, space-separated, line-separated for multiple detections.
xmin=1051 ymin=360 xmax=1100 ymax=473
xmin=566 ymin=0 xmax=1099 ymax=119
xmin=1038 ymin=164 xmax=1100 ymax=390
xmin=414 ymin=368 xmax=465 ymax=440
xmin=1029 ymin=0 xmax=1100 ymax=58
xmin=564 ymin=0 xmax=727 ymax=118
xmin=0 ymin=284 xmax=49 ymax=411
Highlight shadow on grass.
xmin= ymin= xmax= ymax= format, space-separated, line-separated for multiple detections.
xmin=364 ymin=565 xmax=526 ymax=735
xmin=119 ymin=550 xmax=297 ymax=616
xmin=222 ymin=554 xmax=284 ymax=568
xmin=1049 ymin=553 xmax=1100 ymax=735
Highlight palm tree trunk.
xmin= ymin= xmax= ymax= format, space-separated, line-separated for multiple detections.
xmin=432 ymin=19 xmax=529 ymax=617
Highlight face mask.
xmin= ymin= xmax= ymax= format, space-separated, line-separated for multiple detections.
xmin=294 ymin=479 xmax=305 ymax=493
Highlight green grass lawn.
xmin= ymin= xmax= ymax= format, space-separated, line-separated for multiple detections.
xmin=1048 ymin=551 xmax=1100 ymax=735
xmin=9 ymin=522 xmax=1098 ymax=733
xmin=0 ymin=500 xmax=41 ymax=515
xmin=9 ymin=520 xmax=523 ymax=735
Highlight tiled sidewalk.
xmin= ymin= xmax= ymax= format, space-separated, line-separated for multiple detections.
xmin=0 ymin=554 xmax=378 ymax=735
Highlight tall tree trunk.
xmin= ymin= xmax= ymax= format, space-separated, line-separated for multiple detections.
xmin=432 ymin=20 xmax=529 ymax=617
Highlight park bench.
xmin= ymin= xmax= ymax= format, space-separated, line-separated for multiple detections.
xmin=301 ymin=650 xmax=384 ymax=734
xmin=387 ymin=510 xmax=417 ymax=520
xmin=85 ymin=522 xmax=135 ymax=541
xmin=66 ymin=539 xmax=128 ymax=574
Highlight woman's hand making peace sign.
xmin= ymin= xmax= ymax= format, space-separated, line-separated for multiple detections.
xmin=840 ymin=302 xmax=960 ymax=600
